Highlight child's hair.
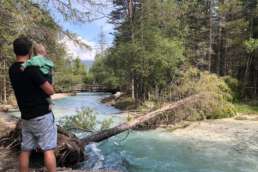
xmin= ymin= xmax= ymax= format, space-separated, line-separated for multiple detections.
xmin=33 ymin=43 xmax=47 ymax=56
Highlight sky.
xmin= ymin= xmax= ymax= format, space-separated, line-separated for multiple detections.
xmin=46 ymin=0 xmax=115 ymax=61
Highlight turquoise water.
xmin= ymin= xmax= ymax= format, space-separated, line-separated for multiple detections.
xmin=9 ymin=92 xmax=258 ymax=172
xmin=99 ymin=131 xmax=257 ymax=172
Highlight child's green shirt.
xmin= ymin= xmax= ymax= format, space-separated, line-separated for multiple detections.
xmin=22 ymin=55 xmax=54 ymax=75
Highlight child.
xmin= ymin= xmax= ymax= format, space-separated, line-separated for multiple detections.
xmin=22 ymin=43 xmax=54 ymax=109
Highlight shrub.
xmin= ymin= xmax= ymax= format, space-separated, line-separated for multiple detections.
xmin=222 ymin=75 xmax=240 ymax=101
xmin=60 ymin=107 xmax=113 ymax=132
xmin=166 ymin=68 xmax=236 ymax=120
xmin=100 ymin=118 xmax=113 ymax=130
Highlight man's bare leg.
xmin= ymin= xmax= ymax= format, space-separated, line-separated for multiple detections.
xmin=44 ymin=150 xmax=56 ymax=172
xmin=19 ymin=151 xmax=30 ymax=172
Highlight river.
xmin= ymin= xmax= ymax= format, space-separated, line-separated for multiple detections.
xmin=8 ymin=92 xmax=258 ymax=172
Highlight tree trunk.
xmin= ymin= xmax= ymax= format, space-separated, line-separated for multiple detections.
xmin=219 ymin=0 xmax=225 ymax=76
xmin=241 ymin=54 xmax=253 ymax=97
xmin=208 ymin=0 xmax=213 ymax=72
xmin=128 ymin=0 xmax=135 ymax=101
xmin=3 ymin=58 xmax=7 ymax=104
xmin=131 ymin=77 xmax=135 ymax=100
xmin=81 ymin=94 xmax=203 ymax=144
xmin=216 ymin=2 xmax=224 ymax=75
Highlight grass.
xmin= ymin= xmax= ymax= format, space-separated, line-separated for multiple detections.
xmin=234 ymin=101 xmax=258 ymax=115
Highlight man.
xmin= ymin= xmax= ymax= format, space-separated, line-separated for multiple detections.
xmin=9 ymin=36 xmax=57 ymax=172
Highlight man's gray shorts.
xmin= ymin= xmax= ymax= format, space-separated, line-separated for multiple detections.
xmin=21 ymin=112 xmax=57 ymax=151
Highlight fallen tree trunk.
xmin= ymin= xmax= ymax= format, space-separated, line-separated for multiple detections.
xmin=81 ymin=94 xmax=203 ymax=144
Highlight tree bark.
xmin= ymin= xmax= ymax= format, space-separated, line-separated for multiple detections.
xmin=241 ymin=54 xmax=253 ymax=97
xmin=131 ymin=77 xmax=135 ymax=100
xmin=128 ymin=0 xmax=136 ymax=101
xmin=3 ymin=58 xmax=7 ymax=104
xmin=208 ymin=0 xmax=213 ymax=72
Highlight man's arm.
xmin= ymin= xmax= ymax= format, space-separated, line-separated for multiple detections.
xmin=40 ymin=81 xmax=55 ymax=95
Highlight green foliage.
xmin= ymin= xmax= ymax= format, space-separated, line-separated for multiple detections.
xmin=168 ymin=68 xmax=236 ymax=119
xmin=100 ymin=118 xmax=113 ymax=130
xmin=244 ymin=38 xmax=258 ymax=53
xmin=73 ymin=57 xmax=87 ymax=76
xmin=60 ymin=107 xmax=113 ymax=132
xmin=54 ymin=58 xmax=87 ymax=92
xmin=91 ymin=0 xmax=185 ymax=100
xmin=0 ymin=0 xmax=89 ymax=98
xmin=89 ymin=53 xmax=121 ymax=89
xmin=234 ymin=102 xmax=258 ymax=115
xmin=83 ymin=71 xmax=94 ymax=84
xmin=222 ymin=76 xmax=240 ymax=100
xmin=61 ymin=107 xmax=97 ymax=131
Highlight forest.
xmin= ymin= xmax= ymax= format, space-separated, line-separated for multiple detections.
xmin=90 ymin=0 xmax=258 ymax=105
xmin=0 ymin=0 xmax=88 ymax=105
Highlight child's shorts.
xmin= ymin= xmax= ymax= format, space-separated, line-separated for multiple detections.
xmin=21 ymin=112 xmax=57 ymax=151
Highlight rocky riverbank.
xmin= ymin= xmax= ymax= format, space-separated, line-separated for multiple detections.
xmin=170 ymin=115 xmax=258 ymax=154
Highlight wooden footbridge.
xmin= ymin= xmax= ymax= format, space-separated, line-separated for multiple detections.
xmin=73 ymin=84 xmax=118 ymax=93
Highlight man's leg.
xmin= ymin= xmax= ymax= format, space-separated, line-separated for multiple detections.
xmin=44 ymin=150 xmax=56 ymax=172
xmin=20 ymin=120 xmax=36 ymax=172
xmin=37 ymin=113 xmax=57 ymax=172
xmin=19 ymin=151 xmax=30 ymax=172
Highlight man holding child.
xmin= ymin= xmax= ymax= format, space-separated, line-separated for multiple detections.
xmin=9 ymin=36 xmax=57 ymax=172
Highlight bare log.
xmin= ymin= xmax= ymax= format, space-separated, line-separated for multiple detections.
xmin=81 ymin=94 xmax=203 ymax=144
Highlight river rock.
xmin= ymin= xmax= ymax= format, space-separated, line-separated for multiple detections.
xmin=113 ymin=92 xmax=123 ymax=99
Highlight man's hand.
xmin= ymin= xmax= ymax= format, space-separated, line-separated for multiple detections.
xmin=40 ymin=81 xmax=54 ymax=95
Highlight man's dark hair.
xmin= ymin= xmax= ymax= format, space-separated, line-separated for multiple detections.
xmin=13 ymin=36 xmax=32 ymax=56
